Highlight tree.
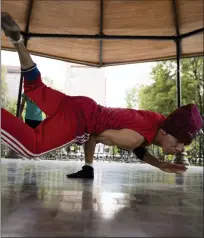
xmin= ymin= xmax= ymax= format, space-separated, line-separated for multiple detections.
xmin=138 ymin=58 xmax=203 ymax=115
xmin=1 ymin=66 xmax=17 ymax=115
xmin=1 ymin=66 xmax=18 ymax=157
xmin=138 ymin=61 xmax=177 ymax=115
xmin=181 ymin=58 xmax=203 ymax=114
xmin=1 ymin=66 xmax=8 ymax=108
xmin=125 ymin=87 xmax=138 ymax=109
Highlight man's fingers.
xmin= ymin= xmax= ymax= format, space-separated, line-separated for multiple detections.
xmin=173 ymin=165 xmax=187 ymax=170
xmin=169 ymin=164 xmax=188 ymax=170
xmin=175 ymin=164 xmax=187 ymax=168
xmin=161 ymin=163 xmax=188 ymax=173
xmin=175 ymin=166 xmax=188 ymax=171
xmin=160 ymin=162 xmax=188 ymax=173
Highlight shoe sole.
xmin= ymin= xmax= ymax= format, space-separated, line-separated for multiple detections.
xmin=1 ymin=12 xmax=20 ymax=40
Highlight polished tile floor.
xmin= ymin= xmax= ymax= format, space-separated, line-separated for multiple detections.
xmin=1 ymin=159 xmax=203 ymax=237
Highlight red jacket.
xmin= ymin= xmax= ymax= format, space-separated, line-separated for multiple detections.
xmin=73 ymin=96 xmax=166 ymax=146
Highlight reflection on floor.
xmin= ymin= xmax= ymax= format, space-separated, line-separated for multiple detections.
xmin=1 ymin=159 xmax=203 ymax=237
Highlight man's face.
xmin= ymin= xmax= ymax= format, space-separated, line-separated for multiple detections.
xmin=159 ymin=130 xmax=185 ymax=155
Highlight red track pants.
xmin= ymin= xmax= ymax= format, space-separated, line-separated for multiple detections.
xmin=1 ymin=65 xmax=90 ymax=158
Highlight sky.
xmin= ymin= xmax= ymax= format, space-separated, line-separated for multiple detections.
xmin=1 ymin=50 xmax=155 ymax=107
xmin=105 ymin=62 xmax=155 ymax=107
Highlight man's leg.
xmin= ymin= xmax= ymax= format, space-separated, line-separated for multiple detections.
xmin=1 ymin=105 xmax=78 ymax=158
xmin=1 ymin=108 xmax=37 ymax=158
xmin=1 ymin=12 xmax=68 ymax=117
xmin=25 ymin=119 xmax=42 ymax=129
xmin=1 ymin=13 xmax=80 ymax=158
xmin=24 ymin=119 xmax=42 ymax=160
xmin=67 ymin=139 xmax=95 ymax=179
xmin=67 ymin=152 xmax=94 ymax=179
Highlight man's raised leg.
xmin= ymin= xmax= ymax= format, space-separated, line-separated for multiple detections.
xmin=1 ymin=12 xmax=68 ymax=117
xmin=1 ymin=13 xmax=79 ymax=158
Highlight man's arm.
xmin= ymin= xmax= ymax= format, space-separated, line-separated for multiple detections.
xmin=84 ymin=136 xmax=97 ymax=163
xmin=133 ymin=147 xmax=187 ymax=173
xmin=97 ymin=129 xmax=145 ymax=150
xmin=143 ymin=152 xmax=163 ymax=168
xmin=133 ymin=147 xmax=162 ymax=168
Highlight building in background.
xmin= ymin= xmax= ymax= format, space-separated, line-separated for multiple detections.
xmin=4 ymin=64 xmax=107 ymax=107
xmin=63 ymin=64 xmax=107 ymax=106
xmin=3 ymin=65 xmax=21 ymax=101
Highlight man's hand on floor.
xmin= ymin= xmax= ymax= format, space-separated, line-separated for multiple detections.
xmin=159 ymin=161 xmax=188 ymax=173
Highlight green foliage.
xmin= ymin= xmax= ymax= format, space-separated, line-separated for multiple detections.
xmin=125 ymin=87 xmax=138 ymax=109
xmin=1 ymin=66 xmax=17 ymax=157
xmin=112 ymin=146 xmax=119 ymax=155
xmin=138 ymin=61 xmax=177 ymax=115
xmin=138 ymin=57 xmax=203 ymax=115
xmin=7 ymin=100 xmax=17 ymax=115
xmin=1 ymin=66 xmax=9 ymax=108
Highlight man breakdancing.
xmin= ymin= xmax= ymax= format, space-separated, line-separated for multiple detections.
xmin=1 ymin=13 xmax=203 ymax=178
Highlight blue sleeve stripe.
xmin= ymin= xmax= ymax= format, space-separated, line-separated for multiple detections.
xmin=22 ymin=66 xmax=41 ymax=81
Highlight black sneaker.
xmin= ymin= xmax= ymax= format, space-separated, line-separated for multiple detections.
xmin=67 ymin=165 xmax=94 ymax=179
